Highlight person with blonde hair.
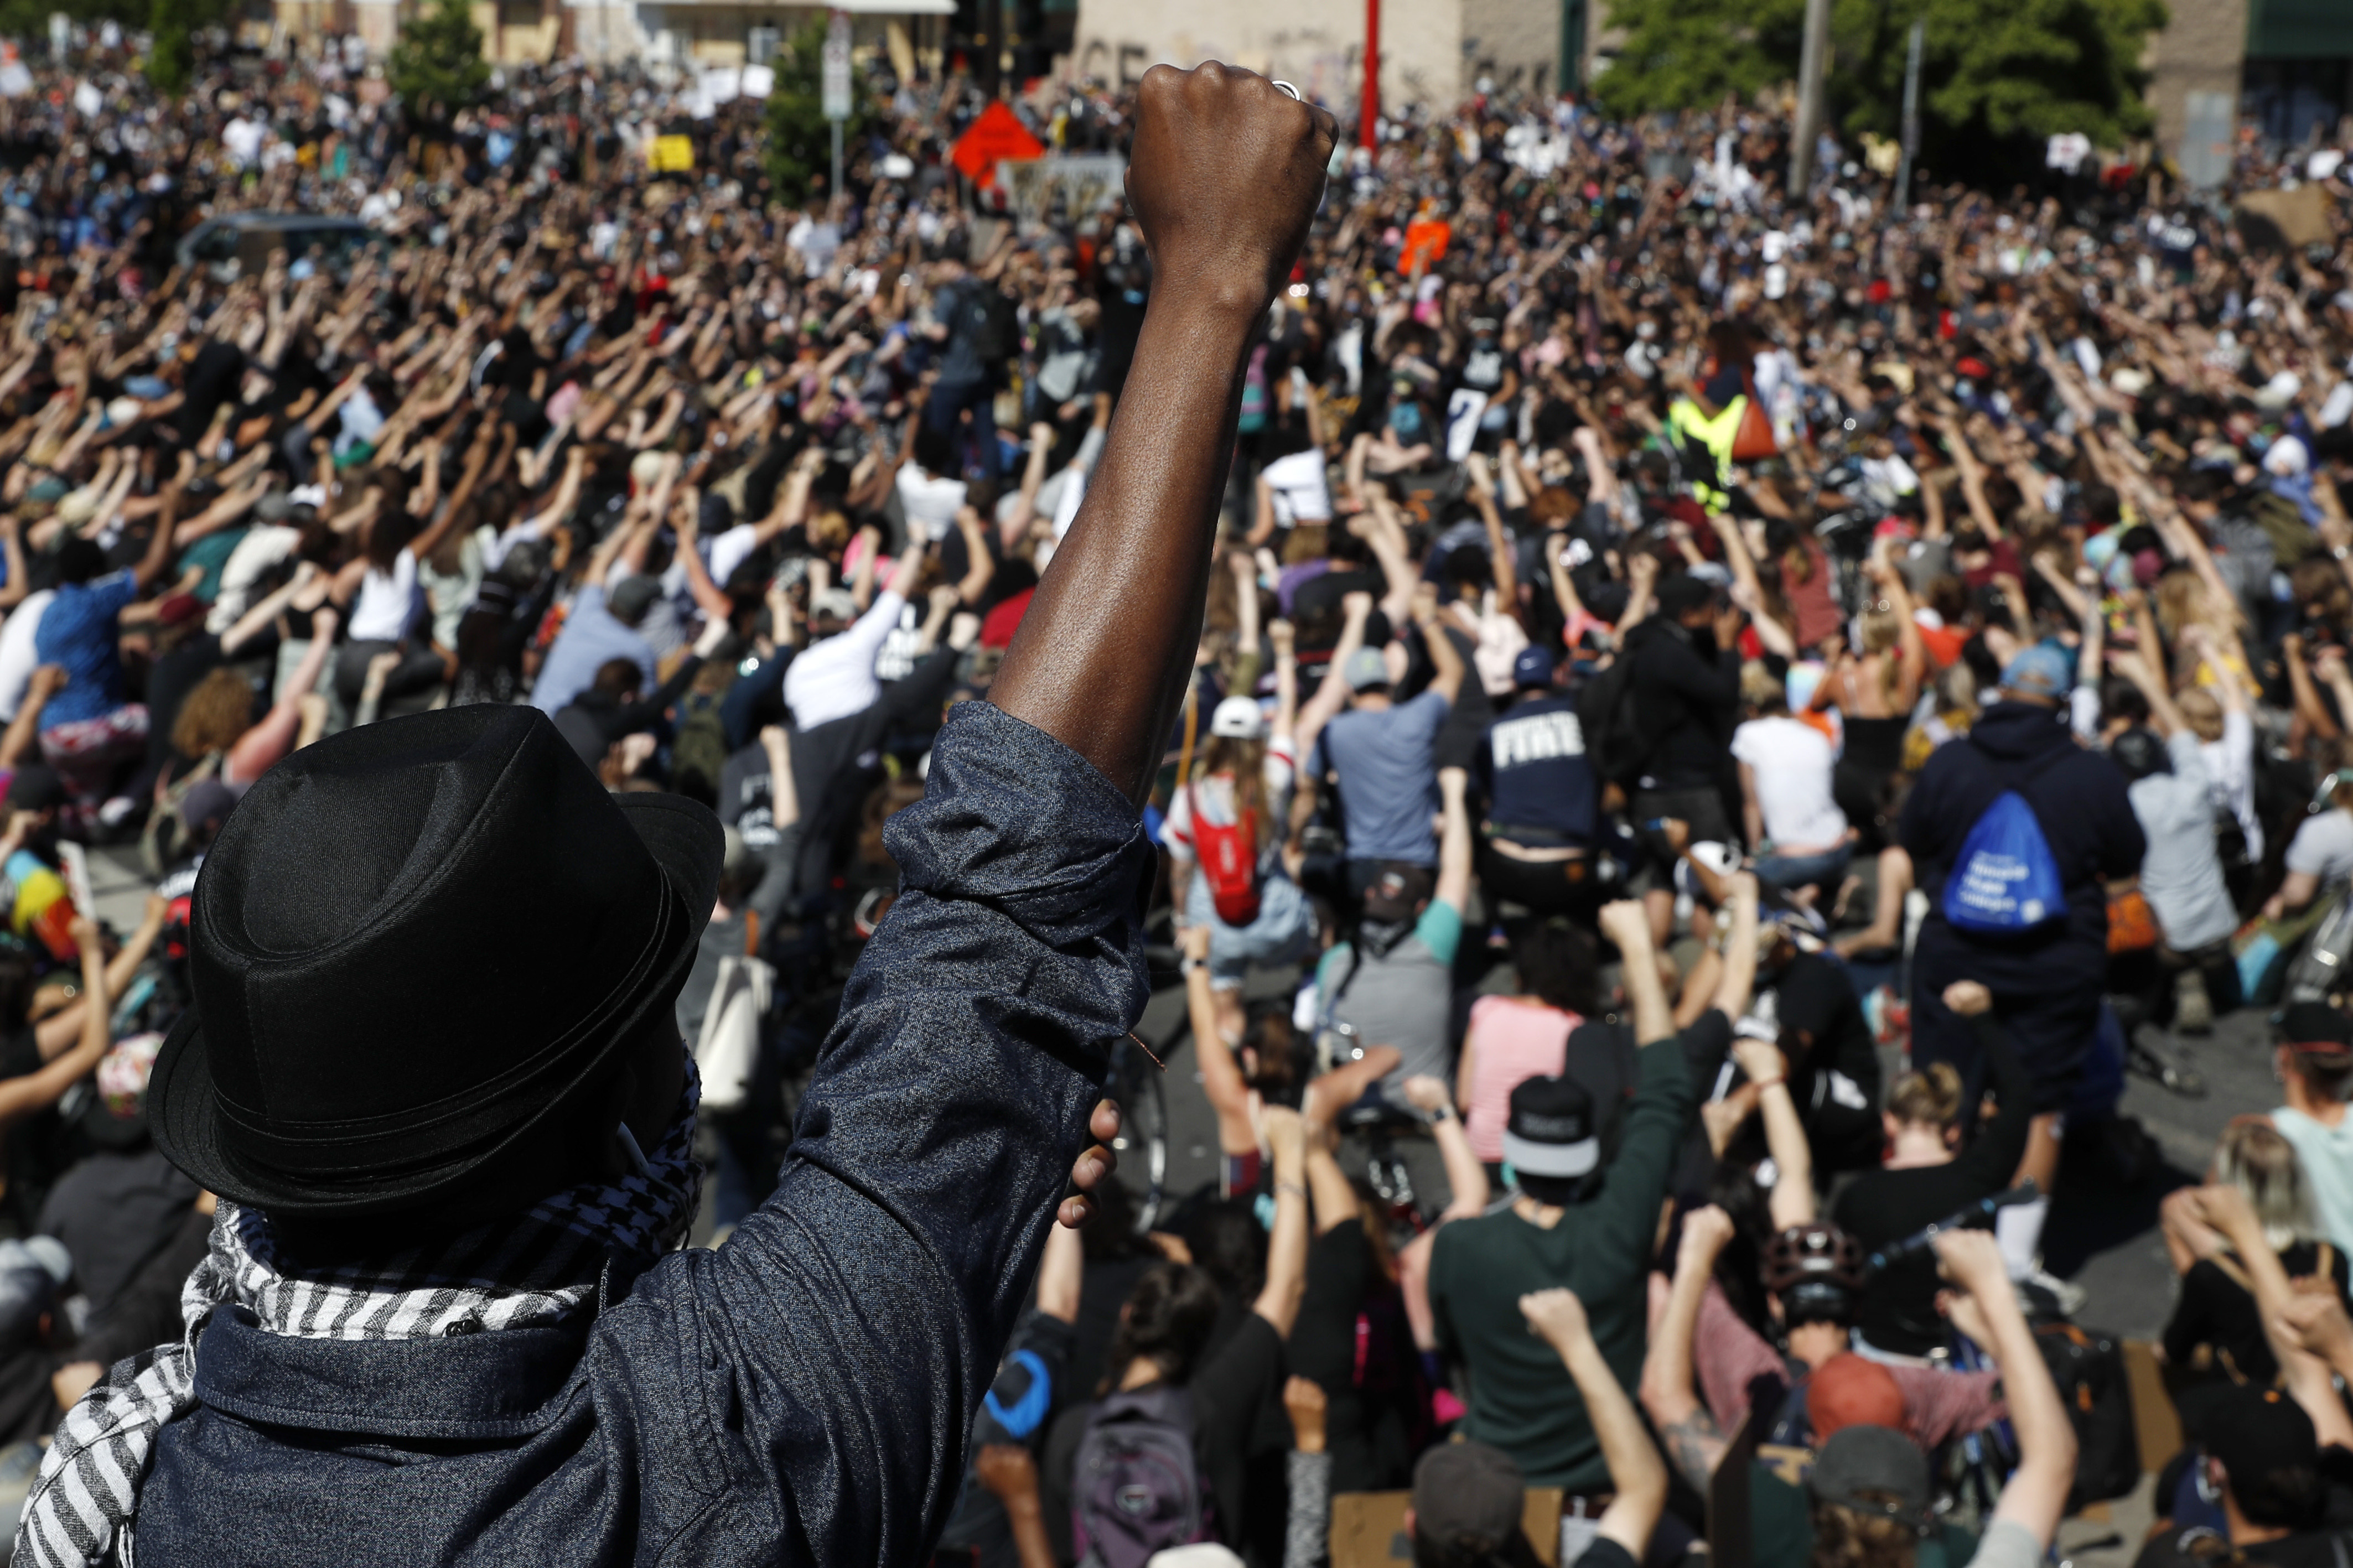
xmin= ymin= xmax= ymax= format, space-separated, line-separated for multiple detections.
xmin=2160 ymin=1113 xmax=2350 ymax=1404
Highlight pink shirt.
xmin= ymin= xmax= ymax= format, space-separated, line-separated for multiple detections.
xmin=1693 ymin=1280 xmax=2003 ymax=1450
xmin=1463 ymin=996 xmax=1578 ymax=1162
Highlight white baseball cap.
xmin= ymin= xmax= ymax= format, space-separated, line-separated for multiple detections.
xmin=1208 ymin=695 xmax=1267 ymax=740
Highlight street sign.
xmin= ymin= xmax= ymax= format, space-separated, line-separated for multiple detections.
xmin=822 ymin=11 xmax=851 ymax=122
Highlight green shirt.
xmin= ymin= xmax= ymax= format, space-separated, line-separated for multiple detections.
xmin=1426 ymin=1027 xmax=1698 ymax=1489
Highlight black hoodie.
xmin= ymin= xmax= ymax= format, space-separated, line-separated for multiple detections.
xmin=1899 ymin=698 xmax=2144 ymax=991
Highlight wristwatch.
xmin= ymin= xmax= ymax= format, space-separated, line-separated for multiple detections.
xmin=1179 ymin=955 xmax=1204 ymax=977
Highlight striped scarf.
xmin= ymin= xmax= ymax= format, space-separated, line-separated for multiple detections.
xmin=14 ymin=1066 xmax=702 ymax=1568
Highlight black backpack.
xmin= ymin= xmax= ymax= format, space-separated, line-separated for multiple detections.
xmin=2034 ymin=1319 xmax=2138 ymax=1508
xmin=1574 ymin=653 xmax=1650 ymax=791
xmin=967 ymin=284 xmax=1018 ymax=366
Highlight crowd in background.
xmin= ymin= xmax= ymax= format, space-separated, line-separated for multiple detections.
xmin=0 ymin=30 xmax=2342 ymax=1568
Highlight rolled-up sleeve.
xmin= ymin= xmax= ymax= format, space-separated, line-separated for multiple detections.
xmin=673 ymin=700 xmax=1152 ymax=1565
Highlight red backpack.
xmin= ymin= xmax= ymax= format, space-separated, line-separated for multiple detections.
xmin=1189 ymin=781 xmax=1262 ymax=928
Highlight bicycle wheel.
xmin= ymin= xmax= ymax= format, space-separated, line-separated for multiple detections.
xmin=1106 ymin=1039 xmax=1170 ymax=1234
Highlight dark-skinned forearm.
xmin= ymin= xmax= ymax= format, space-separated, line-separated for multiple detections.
xmin=989 ymin=298 xmax=1259 ymax=803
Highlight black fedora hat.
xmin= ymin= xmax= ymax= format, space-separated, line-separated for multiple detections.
xmin=148 ymin=704 xmax=721 ymax=1217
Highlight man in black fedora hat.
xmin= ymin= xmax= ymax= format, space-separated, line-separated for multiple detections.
xmin=14 ymin=64 xmax=1337 ymax=1568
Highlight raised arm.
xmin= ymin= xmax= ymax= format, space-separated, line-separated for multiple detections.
xmin=1401 ymin=1074 xmax=1490 ymax=1220
xmin=1254 ymin=1107 xmax=1310 ymax=1335
xmin=988 ymin=69 xmax=1335 ymax=803
xmin=1600 ymin=898 xmax=1673 ymax=1047
xmin=1932 ymin=1230 xmax=2077 ymax=1547
xmin=1639 ymin=1205 xmax=1738 ymax=1491
xmin=1522 ymin=1287 xmax=1667 ymax=1561
xmin=1434 ymin=766 xmax=1473 ymax=914
xmin=1732 ymin=1035 xmax=1814 ymax=1228
xmin=0 ymin=916 xmax=109 ymax=1129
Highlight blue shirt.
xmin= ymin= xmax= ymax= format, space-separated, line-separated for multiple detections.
xmin=35 ymin=570 xmax=138 ymax=728
xmin=1308 ymin=688 xmax=1452 ymax=865
xmin=529 ymin=584 xmax=658 ymax=716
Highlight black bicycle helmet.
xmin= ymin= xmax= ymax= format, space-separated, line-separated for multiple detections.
xmin=1761 ymin=1223 xmax=1867 ymax=1326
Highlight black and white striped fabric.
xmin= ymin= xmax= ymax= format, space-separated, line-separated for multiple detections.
xmin=14 ymin=1065 xmax=703 ymax=1568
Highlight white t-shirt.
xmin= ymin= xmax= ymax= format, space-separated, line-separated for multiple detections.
xmin=2286 ymin=808 xmax=2353 ymax=889
xmin=1730 ymin=716 xmax=1847 ymax=850
xmin=895 ymin=466 xmax=966 ymax=544
xmin=0 ymin=590 xmax=53 ymax=722
xmin=348 ymin=548 xmax=421 ymax=643
xmin=1261 ymin=448 xmax=1332 ymax=525
xmin=783 ymin=590 xmax=907 ymax=730
xmin=208 ymin=525 xmax=300 ymax=634
xmin=705 ymin=523 xmax=763 ymax=594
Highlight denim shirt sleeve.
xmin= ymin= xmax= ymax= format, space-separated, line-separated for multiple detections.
xmin=662 ymin=699 xmax=1152 ymax=1565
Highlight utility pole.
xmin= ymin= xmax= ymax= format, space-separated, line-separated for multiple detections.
xmin=823 ymin=8 xmax=850 ymax=201
xmin=1786 ymin=0 xmax=1831 ymax=195
xmin=1894 ymin=19 xmax=1924 ymax=211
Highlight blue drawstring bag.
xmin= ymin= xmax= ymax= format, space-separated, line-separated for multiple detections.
xmin=1942 ymin=788 xmax=2066 ymax=934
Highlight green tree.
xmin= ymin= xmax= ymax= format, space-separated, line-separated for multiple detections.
xmin=1593 ymin=0 xmax=1803 ymax=123
xmin=146 ymin=0 xmax=195 ymax=97
xmin=1594 ymin=0 xmax=2165 ymax=181
xmin=764 ymin=20 xmax=873 ymax=203
xmin=387 ymin=0 xmax=490 ymax=113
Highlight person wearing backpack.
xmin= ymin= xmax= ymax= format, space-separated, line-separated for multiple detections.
xmin=1048 ymin=1108 xmax=1310 ymax=1568
xmin=922 ymin=255 xmax=1014 ymax=481
xmin=1163 ymin=657 xmax=1309 ymax=1052
xmin=1899 ymin=643 xmax=2143 ymax=1280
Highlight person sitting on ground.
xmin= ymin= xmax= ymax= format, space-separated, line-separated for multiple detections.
xmin=2160 ymin=1117 xmax=2351 ymax=1414
xmin=2262 ymin=1001 xmax=2353 ymax=1257
xmin=1829 ymin=981 xmax=2033 ymax=1360
xmin=1424 ymin=886 xmax=1753 ymax=1492
xmin=1733 ymin=662 xmax=1852 ymax=899
xmin=1044 ymin=1108 xmax=1309 ymax=1566
xmin=1473 ymin=645 xmax=1602 ymax=922
xmin=1314 ymin=765 xmax=1475 ymax=1110
xmin=1297 ymin=586 xmax=1467 ymax=901
xmin=1654 ymin=1228 xmax=2074 ymax=1568
xmin=1164 ymin=651 xmax=1310 ymax=1047
xmin=1183 ymin=918 xmax=1396 ymax=1199
xmin=1641 ymin=1206 xmax=2002 ymax=1496
xmin=1458 ymin=918 xmax=1600 ymax=1185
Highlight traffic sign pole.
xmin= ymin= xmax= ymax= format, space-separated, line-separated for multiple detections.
xmin=823 ymin=8 xmax=851 ymax=200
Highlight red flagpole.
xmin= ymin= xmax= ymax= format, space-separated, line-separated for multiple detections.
xmin=1360 ymin=0 xmax=1380 ymax=148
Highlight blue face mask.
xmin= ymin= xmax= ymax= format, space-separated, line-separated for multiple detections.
xmin=1391 ymin=401 xmax=1424 ymax=439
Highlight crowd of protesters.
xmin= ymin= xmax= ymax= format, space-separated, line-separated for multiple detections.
xmin=0 ymin=25 xmax=2339 ymax=1568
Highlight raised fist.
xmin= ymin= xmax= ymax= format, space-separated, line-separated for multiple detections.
xmin=1126 ymin=63 xmax=1338 ymax=318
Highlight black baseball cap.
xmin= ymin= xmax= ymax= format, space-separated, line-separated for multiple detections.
xmin=1502 ymin=1076 xmax=1598 ymax=1179
xmin=1808 ymin=1425 xmax=1931 ymax=1528
xmin=5 ymin=765 xmax=63 ymax=812
xmin=2276 ymin=1002 xmax=2353 ymax=1064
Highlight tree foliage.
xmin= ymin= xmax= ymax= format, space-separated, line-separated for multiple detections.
xmin=763 ymin=20 xmax=874 ymax=203
xmin=1594 ymin=0 xmax=2167 ymax=178
xmin=387 ymin=0 xmax=490 ymax=113
xmin=145 ymin=0 xmax=194 ymax=97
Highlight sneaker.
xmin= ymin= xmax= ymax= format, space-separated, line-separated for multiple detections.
xmin=2174 ymin=968 xmax=2213 ymax=1035
xmin=2016 ymin=1265 xmax=2088 ymax=1319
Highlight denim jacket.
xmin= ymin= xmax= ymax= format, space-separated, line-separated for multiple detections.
xmin=131 ymin=701 xmax=1153 ymax=1566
